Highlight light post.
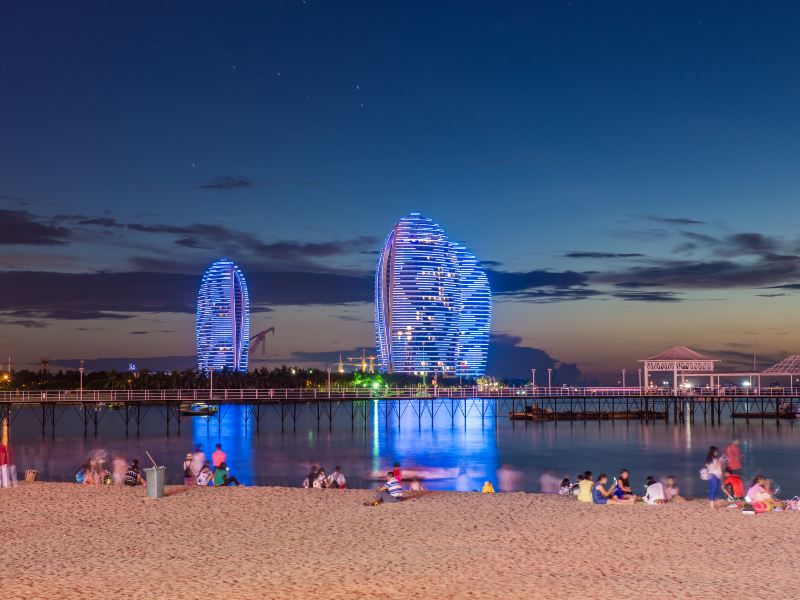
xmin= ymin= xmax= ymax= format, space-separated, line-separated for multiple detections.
xmin=327 ymin=367 xmax=331 ymax=399
xmin=531 ymin=368 xmax=536 ymax=392
xmin=79 ymin=359 xmax=85 ymax=400
xmin=547 ymin=368 xmax=552 ymax=394
xmin=637 ymin=368 xmax=642 ymax=392
xmin=622 ymin=368 xmax=626 ymax=389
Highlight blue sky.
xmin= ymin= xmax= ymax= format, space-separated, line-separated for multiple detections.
xmin=1 ymin=2 xmax=800 ymax=381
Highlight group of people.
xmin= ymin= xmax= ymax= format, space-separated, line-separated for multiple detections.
xmin=702 ymin=439 xmax=782 ymax=511
xmin=302 ymin=465 xmax=347 ymax=489
xmin=76 ymin=451 xmax=145 ymax=487
xmin=183 ymin=443 xmax=242 ymax=487
xmin=561 ymin=469 xmax=683 ymax=506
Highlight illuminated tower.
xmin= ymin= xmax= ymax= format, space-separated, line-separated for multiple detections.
xmin=196 ymin=258 xmax=250 ymax=372
xmin=375 ymin=213 xmax=491 ymax=375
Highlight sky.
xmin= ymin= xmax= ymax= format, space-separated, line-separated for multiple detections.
xmin=1 ymin=1 xmax=800 ymax=382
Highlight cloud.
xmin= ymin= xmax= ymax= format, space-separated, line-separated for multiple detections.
xmin=644 ymin=215 xmax=706 ymax=225
xmin=195 ymin=176 xmax=262 ymax=190
xmin=0 ymin=209 xmax=71 ymax=245
xmin=486 ymin=333 xmax=582 ymax=382
xmin=486 ymin=269 xmax=589 ymax=293
xmin=0 ymin=318 xmax=48 ymax=328
xmin=764 ymin=283 xmax=800 ymax=291
xmin=4 ymin=309 xmax=133 ymax=320
xmin=565 ymin=252 xmax=644 ymax=259
xmin=612 ymin=291 xmax=682 ymax=302
xmin=755 ymin=293 xmax=786 ymax=298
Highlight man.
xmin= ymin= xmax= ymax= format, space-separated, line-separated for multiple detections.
xmin=725 ymin=439 xmax=742 ymax=473
xmin=723 ymin=468 xmax=744 ymax=500
xmin=212 ymin=443 xmax=227 ymax=468
xmin=373 ymin=470 xmax=403 ymax=504
xmin=327 ymin=465 xmax=346 ymax=489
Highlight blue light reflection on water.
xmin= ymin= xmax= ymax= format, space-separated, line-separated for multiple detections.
xmin=5 ymin=399 xmax=800 ymax=496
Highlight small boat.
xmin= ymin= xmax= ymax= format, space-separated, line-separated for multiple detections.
xmin=180 ymin=402 xmax=218 ymax=417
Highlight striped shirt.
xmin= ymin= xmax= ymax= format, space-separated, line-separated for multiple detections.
xmin=386 ymin=477 xmax=403 ymax=497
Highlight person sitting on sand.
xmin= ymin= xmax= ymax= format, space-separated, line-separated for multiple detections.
xmin=409 ymin=477 xmax=425 ymax=492
xmin=76 ymin=461 xmax=92 ymax=484
xmin=746 ymin=475 xmax=781 ymax=510
xmin=482 ymin=481 xmax=495 ymax=493
xmin=559 ymin=478 xmax=572 ymax=496
xmin=663 ymin=476 xmax=684 ymax=502
xmin=371 ymin=470 xmax=403 ymax=504
xmin=326 ymin=466 xmax=346 ymax=489
xmin=212 ymin=462 xmax=241 ymax=487
xmin=183 ymin=453 xmax=195 ymax=485
xmin=123 ymin=459 xmax=144 ymax=486
xmin=593 ymin=474 xmax=633 ymax=505
xmin=196 ymin=462 xmax=213 ymax=486
xmin=643 ymin=476 xmax=666 ymax=505
xmin=614 ymin=469 xmax=634 ymax=500
xmin=723 ymin=468 xmax=745 ymax=501
xmin=302 ymin=466 xmax=319 ymax=488
xmin=577 ymin=471 xmax=594 ymax=503
xmin=313 ymin=468 xmax=327 ymax=489
xmin=112 ymin=455 xmax=127 ymax=485
xmin=571 ymin=474 xmax=584 ymax=496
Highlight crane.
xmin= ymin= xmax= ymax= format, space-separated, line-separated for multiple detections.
xmin=346 ymin=349 xmax=377 ymax=373
xmin=249 ymin=327 xmax=275 ymax=358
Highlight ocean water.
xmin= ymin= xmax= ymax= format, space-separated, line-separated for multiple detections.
xmin=6 ymin=399 xmax=799 ymax=496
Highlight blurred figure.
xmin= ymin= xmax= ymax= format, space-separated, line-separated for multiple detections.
xmin=313 ymin=468 xmax=327 ymax=488
xmin=393 ymin=462 xmax=402 ymax=483
xmin=539 ymin=469 xmax=560 ymax=494
xmin=725 ymin=438 xmax=742 ymax=473
xmin=497 ymin=464 xmax=521 ymax=492
xmin=559 ymin=478 xmax=572 ymax=495
xmin=409 ymin=477 xmax=425 ymax=492
xmin=0 ymin=441 xmax=9 ymax=488
xmin=111 ymin=455 xmax=127 ymax=485
xmin=76 ymin=461 xmax=92 ymax=484
xmin=663 ymin=475 xmax=685 ymax=503
xmin=182 ymin=453 xmax=194 ymax=485
xmin=327 ymin=466 xmax=346 ymax=489
xmin=196 ymin=462 xmax=213 ymax=486
xmin=190 ymin=444 xmax=206 ymax=478
xmin=123 ymin=459 xmax=144 ymax=486
xmin=481 ymin=481 xmax=495 ymax=493
xmin=302 ymin=466 xmax=319 ymax=488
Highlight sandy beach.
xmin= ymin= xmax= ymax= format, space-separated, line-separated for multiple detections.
xmin=0 ymin=483 xmax=797 ymax=599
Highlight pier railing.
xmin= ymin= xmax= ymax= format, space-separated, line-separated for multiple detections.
xmin=0 ymin=385 xmax=797 ymax=404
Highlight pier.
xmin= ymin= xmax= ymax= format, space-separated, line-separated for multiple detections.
xmin=1 ymin=386 xmax=798 ymax=438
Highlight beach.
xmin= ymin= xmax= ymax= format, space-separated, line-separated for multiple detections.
xmin=0 ymin=483 xmax=797 ymax=599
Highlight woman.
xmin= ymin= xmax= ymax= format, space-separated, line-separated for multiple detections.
xmin=746 ymin=475 xmax=781 ymax=510
xmin=593 ymin=474 xmax=633 ymax=505
xmin=577 ymin=471 xmax=594 ymax=503
xmin=212 ymin=462 xmax=241 ymax=487
xmin=614 ymin=469 xmax=634 ymax=500
xmin=704 ymin=446 xmax=724 ymax=508
xmin=663 ymin=476 xmax=684 ymax=502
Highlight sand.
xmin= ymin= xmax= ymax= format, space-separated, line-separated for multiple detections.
xmin=0 ymin=484 xmax=797 ymax=599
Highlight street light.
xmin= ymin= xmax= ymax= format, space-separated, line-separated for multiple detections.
xmin=547 ymin=368 xmax=552 ymax=393
xmin=79 ymin=359 xmax=85 ymax=400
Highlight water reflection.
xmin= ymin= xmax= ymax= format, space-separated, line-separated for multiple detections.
xmin=4 ymin=400 xmax=799 ymax=496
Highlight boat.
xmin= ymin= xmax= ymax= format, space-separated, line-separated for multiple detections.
xmin=179 ymin=401 xmax=218 ymax=417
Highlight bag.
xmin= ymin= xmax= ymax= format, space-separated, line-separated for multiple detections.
xmin=699 ymin=467 xmax=709 ymax=481
xmin=25 ymin=469 xmax=37 ymax=482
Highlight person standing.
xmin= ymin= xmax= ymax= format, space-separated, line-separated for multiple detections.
xmin=725 ymin=438 xmax=742 ymax=474
xmin=212 ymin=443 xmax=227 ymax=468
xmin=190 ymin=444 xmax=206 ymax=478
xmin=704 ymin=446 xmax=723 ymax=508
xmin=0 ymin=441 xmax=9 ymax=488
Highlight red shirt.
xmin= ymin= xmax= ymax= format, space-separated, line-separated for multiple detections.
xmin=725 ymin=444 xmax=742 ymax=470
xmin=393 ymin=466 xmax=402 ymax=482
xmin=211 ymin=449 xmax=226 ymax=467
xmin=724 ymin=474 xmax=744 ymax=498
xmin=0 ymin=443 xmax=8 ymax=466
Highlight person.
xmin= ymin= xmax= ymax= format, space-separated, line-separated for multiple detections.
xmin=571 ymin=473 xmax=584 ymax=496
xmin=327 ymin=466 xmax=346 ymax=489
xmin=577 ymin=471 xmax=594 ymax=503
xmin=593 ymin=473 xmax=633 ymax=505
xmin=111 ymin=455 xmax=127 ymax=485
xmin=725 ymin=438 xmax=742 ymax=473
xmin=482 ymin=480 xmax=495 ymax=493
xmin=559 ymin=478 xmax=572 ymax=496
xmin=313 ymin=468 xmax=327 ymax=489
xmin=190 ymin=445 xmax=206 ymax=479
xmin=643 ymin=476 xmax=666 ymax=505
xmin=76 ymin=461 xmax=92 ymax=484
xmin=196 ymin=462 xmax=213 ymax=486
xmin=212 ymin=443 xmax=226 ymax=468
xmin=704 ymin=446 xmax=723 ymax=508
xmin=371 ymin=470 xmax=403 ymax=504
xmin=539 ymin=469 xmax=560 ymax=494
xmin=393 ymin=462 xmax=402 ymax=483
xmin=212 ymin=462 xmax=241 ymax=487
xmin=409 ymin=477 xmax=425 ymax=492
xmin=614 ymin=469 xmax=634 ymax=500
xmin=123 ymin=459 xmax=144 ymax=486
xmin=183 ymin=453 xmax=195 ymax=485
xmin=746 ymin=475 xmax=781 ymax=509
xmin=663 ymin=475 xmax=684 ymax=502
xmin=723 ymin=468 xmax=745 ymax=500
xmin=0 ymin=441 xmax=9 ymax=488
xmin=497 ymin=464 xmax=521 ymax=492
xmin=302 ymin=466 xmax=319 ymax=488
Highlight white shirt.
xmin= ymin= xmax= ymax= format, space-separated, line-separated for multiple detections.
xmin=644 ymin=482 xmax=665 ymax=505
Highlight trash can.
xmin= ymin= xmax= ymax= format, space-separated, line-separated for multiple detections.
xmin=144 ymin=466 xmax=166 ymax=499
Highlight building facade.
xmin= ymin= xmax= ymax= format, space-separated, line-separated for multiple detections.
xmin=196 ymin=258 xmax=250 ymax=372
xmin=375 ymin=213 xmax=491 ymax=376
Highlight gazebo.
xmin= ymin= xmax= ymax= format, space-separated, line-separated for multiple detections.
xmin=761 ymin=355 xmax=800 ymax=392
xmin=639 ymin=346 xmax=719 ymax=392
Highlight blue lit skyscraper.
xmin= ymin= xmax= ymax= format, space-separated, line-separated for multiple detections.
xmin=375 ymin=213 xmax=491 ymax=376
xmin=196 ymin=259 xmax=250 ymax=372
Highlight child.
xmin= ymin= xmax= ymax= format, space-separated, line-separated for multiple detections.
xmin=409 ymin=477 xmax=425 ymax=492
xmin=559 ymin=477 xmax=572 ymax=495
xmin=481 ymin=481 xmax=495 ymax=493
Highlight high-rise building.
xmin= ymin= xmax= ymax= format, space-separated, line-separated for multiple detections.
xmin=374 ymin=213 xmax=491 ymax=376
xmin=196 ymin=258 xmax=250 ymax=372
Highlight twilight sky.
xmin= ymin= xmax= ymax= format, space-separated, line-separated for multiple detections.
xmin=1 ymin=1 xmax=800 ymax=382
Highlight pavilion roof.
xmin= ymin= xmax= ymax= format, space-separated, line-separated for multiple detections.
xmin=641 ymin=345 xmax=718 ymax=362
xmin=761 ymin=355 xmax=800 ymax=375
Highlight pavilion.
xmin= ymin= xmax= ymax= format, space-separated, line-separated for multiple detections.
xmin=761 ymin=355 xmax=800 ymax=392
xmin=639 ymin=345 xmax=719 ymax=392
